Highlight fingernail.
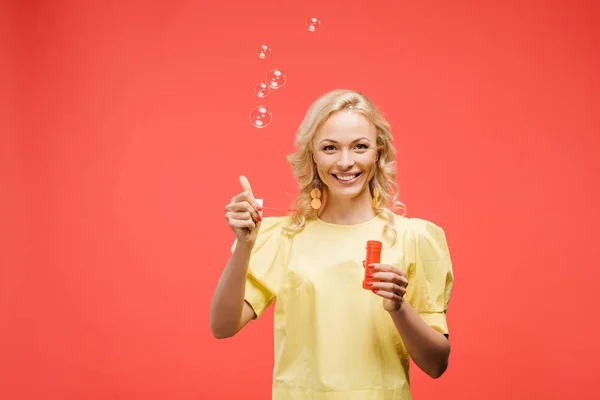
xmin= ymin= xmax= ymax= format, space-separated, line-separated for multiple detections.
xmin=367 ymin=282 xmax=373 ymax=286
xmin=255 ymin=204 xmax=262 ymax=211
xmin=367 ymin=273 xmax=373 ymax=278
xmin=368 ymin=264 xmax=375 ymax=268
xmin=372 ymin=289 xmax=377 ymax=293
xmin=256 ymin=215 xmax=262 ymax=222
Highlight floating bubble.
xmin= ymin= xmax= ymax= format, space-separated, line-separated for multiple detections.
xmin=250 ymin=105 xmax=272 ymax=128
xmin=254 ymin=83 xmax=270 ymax=98
xmin=306 ymin=17 xmax=321 ymax=32
xmin=266 ymin=68 xmax=286 ymax=89
xmin=256 ymin=44 xmax=271 ymax=59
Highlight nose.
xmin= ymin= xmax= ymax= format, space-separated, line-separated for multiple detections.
xmin=336 ymin=150 xmax=355 ymax=169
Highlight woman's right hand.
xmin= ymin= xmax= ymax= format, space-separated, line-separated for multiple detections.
xmin=224 ymin=175 xmax=263 ymax=244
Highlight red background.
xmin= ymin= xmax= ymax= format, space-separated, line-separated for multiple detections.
xmin=2 ymin=0 xmax=599 ymax=399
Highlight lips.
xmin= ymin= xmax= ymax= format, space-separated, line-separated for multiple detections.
xmin=332 ymin=172 xmax=362 ymax=182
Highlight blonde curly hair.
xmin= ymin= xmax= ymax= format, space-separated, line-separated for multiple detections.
xmin=284 ymin=89 xmax=406 ymax=243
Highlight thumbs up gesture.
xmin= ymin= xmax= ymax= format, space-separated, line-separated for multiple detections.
xmin=224 ymin=176 xmax=263 ymax=243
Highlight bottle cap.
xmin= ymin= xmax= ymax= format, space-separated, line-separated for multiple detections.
xmin=366 ymin=240 xmax=382 ymax=250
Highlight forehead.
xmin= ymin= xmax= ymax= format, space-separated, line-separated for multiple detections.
xmin=315 ymin=111 xmax=377 ymax=142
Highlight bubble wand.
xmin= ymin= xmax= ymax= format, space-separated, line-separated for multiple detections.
xmin=261 ymin=206 xmax=299 ymax=212
xmin=255 ymin=199 xmax=298 ymax=216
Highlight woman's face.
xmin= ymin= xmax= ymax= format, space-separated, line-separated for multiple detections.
xmin=312 ymin=110 xmax=379 ymax=201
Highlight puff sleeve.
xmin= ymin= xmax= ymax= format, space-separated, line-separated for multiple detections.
xmin=403 ymin=218 xmax=454 ymax=335
xmin=230 ymin=216 xmax=291 ymax=319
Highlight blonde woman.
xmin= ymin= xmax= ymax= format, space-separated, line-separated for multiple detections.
xmin=210 ymin=89 xmax=454 ymax=399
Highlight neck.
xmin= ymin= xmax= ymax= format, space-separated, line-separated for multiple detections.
xmin=318 ymin=188 xmax=376 ymax=225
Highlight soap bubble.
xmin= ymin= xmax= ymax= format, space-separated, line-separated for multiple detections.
xmin=266 ymin=68 xmax=286 ymax=89
xmin=306 ymin=17 xmax=321 ymax=32
xmin=256 ymin=44 xmax=271 ymax=59
xmin=254 ymin=83 xmax=270 ymax=98
xmin=250 ymin=105 xmax=272 ymax=128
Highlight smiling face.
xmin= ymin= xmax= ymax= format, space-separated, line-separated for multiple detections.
xmin=312 ymin=110 xmax=379 ymax=202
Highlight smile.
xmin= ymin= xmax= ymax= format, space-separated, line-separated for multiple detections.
xmin=332 ymin=173 xmax=362 ymax=182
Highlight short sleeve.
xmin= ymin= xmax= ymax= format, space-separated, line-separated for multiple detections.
xmin=403 ymin=218 xmax=454 ymax=335
xmin=230 ymin=216 xmax=291 ymax=319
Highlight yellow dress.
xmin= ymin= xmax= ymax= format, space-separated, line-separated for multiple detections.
xmin=231 ymin=213 xmax=454 ymax=400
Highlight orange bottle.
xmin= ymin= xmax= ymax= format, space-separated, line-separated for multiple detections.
xmin=363 ymin=240 xmax=382 ymax=289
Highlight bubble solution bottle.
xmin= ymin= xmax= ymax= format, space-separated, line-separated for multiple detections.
xmin=363 ymin=240 xmax=382 ymax=289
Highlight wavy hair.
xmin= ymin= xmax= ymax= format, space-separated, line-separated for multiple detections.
xmin=284 ymin=89 xmax=406 ymax=244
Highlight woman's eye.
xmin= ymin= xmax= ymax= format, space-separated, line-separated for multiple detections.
xmin=323 ymin=145 xmax=336 ymax=151
xmin=355 ymin=144 xmax=369 ymax=150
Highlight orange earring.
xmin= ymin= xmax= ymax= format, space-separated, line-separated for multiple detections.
xmin=310 ymin=180 xmax=322 ymax=210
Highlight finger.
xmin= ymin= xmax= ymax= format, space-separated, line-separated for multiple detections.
xmin=239 ymin=175 xmax=260 ymax=209
xmin=372 ymin=272 xmax=409 ymax=286
xmin=369 ymin=281 xmax=406 ymax=296
xmin=369 ymin=281 xmax=407 ymax=296
xmin=226 ymin=193 xmax=260 ymax=220
xmin=239 ymin=175 xmax=253 ymax=193
xmin=230 ymin=191 xmax=251 ymax=203
xmin=225 ymin=211 xmax=253 ymax=221
xmin=228 ymin=193 xmax=261 ymax=216
xmin=229 ymin=218 xmax=256 ymax=230
xmin=227 ymin=202 xmax=259 ymax=219
xmin=371 ymin=288 xmax=404 ymax=302
xmin=368 ymin=263 xmax=406 ymax=277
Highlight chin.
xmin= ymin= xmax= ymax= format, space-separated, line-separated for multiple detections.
xmin=325 ymin=174 xmax=368 ymax=199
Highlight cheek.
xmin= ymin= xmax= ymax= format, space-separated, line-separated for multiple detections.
xmin=358 ymin=153 xmax=378 ymax=168
xmin=358 ymin=155 xmax=378 ymax=180
xmin=313 ymin=154 xmax=332 ymax=170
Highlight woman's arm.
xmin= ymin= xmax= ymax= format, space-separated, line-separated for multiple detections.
xmin=209 ymin=241 xmax=257 ymax=339
xmin=367 ymin=262 xmax=451 ymax=378
xmin=388 ymin=302 xmax=450 ymax=378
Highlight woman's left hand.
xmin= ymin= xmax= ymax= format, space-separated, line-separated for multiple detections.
xmin=363 ymin=262 xmax=409 ymax=312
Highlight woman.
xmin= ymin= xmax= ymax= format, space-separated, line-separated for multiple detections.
xmin=210 ymin=89 xmax=454 ymax=399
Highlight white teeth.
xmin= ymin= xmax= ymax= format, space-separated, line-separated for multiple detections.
xmin=335 ymin=174 xmax=359 ymax=181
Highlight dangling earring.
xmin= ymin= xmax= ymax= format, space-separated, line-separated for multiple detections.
xmin=371 ymin=183 xmax=380 ymax=209
xmin=310 ymin=179 xmax=322 ymax=210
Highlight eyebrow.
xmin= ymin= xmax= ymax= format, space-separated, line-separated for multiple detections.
xmin=319 ymin=137 xmax=371 ymax=145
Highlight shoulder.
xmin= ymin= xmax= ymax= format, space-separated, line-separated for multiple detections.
xmin=389 ymin=214 xmax=445 ymax=237
xmin=405 ymin=217 xmax=452 ymax=263
xmin=406 ymin=217 xmax=447 ymax=240
xmin=393 ymin=215 xmax=450 ymax=256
